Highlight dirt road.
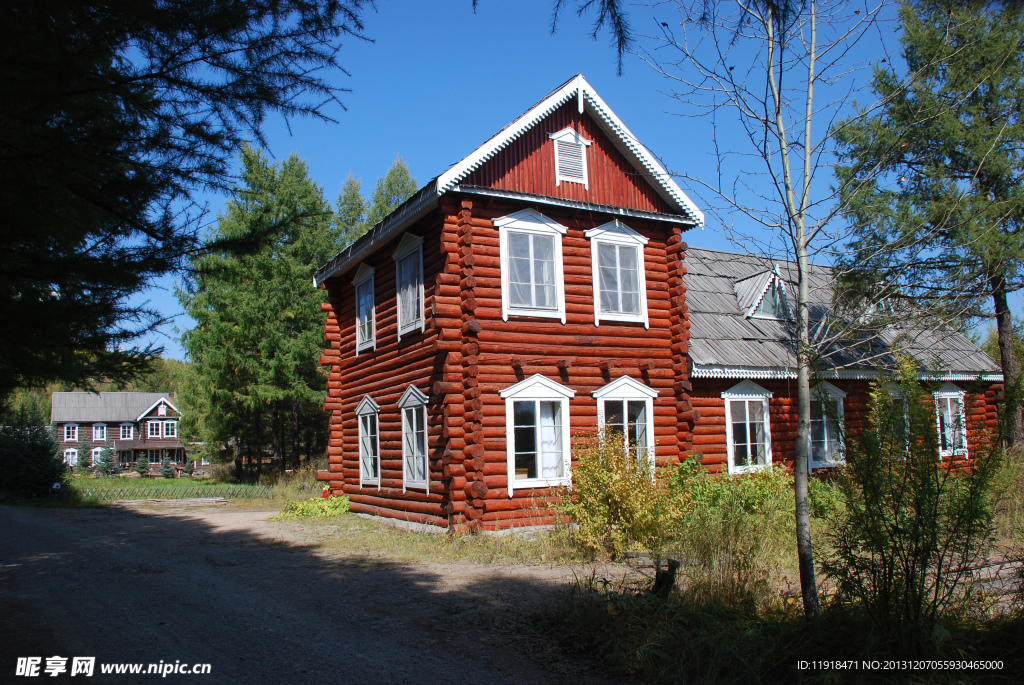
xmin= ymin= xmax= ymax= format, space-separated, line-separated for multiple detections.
xmin=0 ymin=505 xmax=618 ymax=685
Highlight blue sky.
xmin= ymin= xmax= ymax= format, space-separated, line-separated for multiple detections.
xmin=138 ymin=1 xmax=1008 ymax=359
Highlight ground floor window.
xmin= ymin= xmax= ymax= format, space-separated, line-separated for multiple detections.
xmin=500 ymin=374 xmax=575 ymax=496
xmin=63 ymin=448 xmax=78 ymax=465
xmin=148 ymin=449 xmax=161 ymax=464
xmin=356 ymin=396 xmax=380 ymax=488
xmin=934 ymin=384 xmax=968 ymax=459
xmin=809 ymin=382 xmax=846 ymax=469
xmin=399 ymin=386 xmax=429 ymax=491
xmin=91 ymin=447 xmax=103 ymax=465
xmin=119 ymin=451 xmax=131 ymax=466
xmin=722 ymin=380 xmax=773 ymax=474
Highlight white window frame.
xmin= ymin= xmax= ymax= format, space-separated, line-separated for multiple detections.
xmin=63 ymin=448 xmax=78 ymax=465
xmin=148 ymin=449 xmax=161 ymax=464
xmin=356 ymin=395 xmax=381 ymax=489
xmin=158 ymin=403 xmax=167 ymax=417
xmin=548 ymin=128 xmax=592 ymax=188
xmin=92 ymin=424 xmax=106 ymax=442
xmin=722 ymin=380 xmax=774 ymax=475
xmin=585 ymin=220 xmax=650 ymax=328
xmin=934 ymin=383 xmax=969 ymax=460
xmin=808 ymin=382 xmax=846 ymax=471
xmin=592 ymin=375 xmax=658 ymax=476
xmin=500 ymin=374 xmax=575 ymax=497
xmin=746 ymin=268 xmax=791 ymax=321
xmin=393 ymin=234 xmax=425 ymax=339
xmin=120 ymin=423 xmax=134 ymax=440
xmin=148 ymin=421 xmax=161 ymax=439
xmin=91 ymin=447 xmax=103 ymax=465
xmin=398 ymin=385 xmax=429 ymax=492
xmin=163 ymin=421 xmax=177 ymax=439
xmin=496 ymin=209 xmax=567 ymax=324
xmin=353 ymin=263 xmax=376 ymax=354
xmin=64 ymin=424 xmax=78 ymax=442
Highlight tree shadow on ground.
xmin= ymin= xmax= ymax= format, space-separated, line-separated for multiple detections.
xmin=0 ymin=505 xmax=623 ymax=685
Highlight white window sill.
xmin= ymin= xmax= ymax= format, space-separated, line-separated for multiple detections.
xmin=404 ymin=482 xmax=428 ymax=490
xmin=510 ymin=477 xmax=570 ymax=490
xmin=729 ymin=463 xmax=772 ymax=475
xmin=356 ymin=339 xmax=375 ymax=352
xmin=398 ymin=322 xmax=422 ymax=337
xmin=596 ymin=311 xmax=647 ymax=326
xmin=939 ymin=449 xmax=969 ymax=460
xmin=360 ymin=480 xmax=380 ymax=487
xmin=809 ymin=460 xmax=844 ymax=470
xmin=504 ymin=307 xmax=563 ymax=321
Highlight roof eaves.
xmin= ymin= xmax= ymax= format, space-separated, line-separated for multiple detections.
xmin=313 ymin=180 xmax=440 ymax=286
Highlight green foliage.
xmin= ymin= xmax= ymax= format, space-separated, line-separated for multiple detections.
xmin=821 ymin=359 xmax=997 ymax=653
xmin=0 ymin=0 xmax=369 ymax=405
xmin=134 ymin=457 xmax=150 ymax=478
xmin=179 ymin=147 xmax=338 ymax=477
xmin=0 ymin=408 xmax=67 ymax=498
xmin=274 ymin=494 xmax=350 ymax=519
xmin=335 ymin=173 xmax=367 ymax=246
xmin=333 ymin=158 xmax=418 ymax=248
xmin=95 ymin=446 xmax=121 ymax=478
xmin=667 ymin=458 xmax=794 ymax=613
xmin=159 ymin=457 xmax=175 ymax=479
xmin=559 ymin=430 xmax=675 ymax=560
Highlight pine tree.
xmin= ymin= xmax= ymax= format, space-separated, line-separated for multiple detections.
xmin=835 ymin=0 xmax=1024 ymax=445
xmin=335 ymin=174 xmax=367 ymax=247
xmin=96 ymin=446 xmax=121 ymax=477
xmin=134 ymin=456 xmax=150 ymax=478
xmin=364 ymin=156 xmax=419 ymax=229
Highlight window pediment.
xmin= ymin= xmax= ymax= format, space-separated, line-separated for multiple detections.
xmin=352 ymin=262 xmax=374 ymax=286
xmin=494 ymin=209 xmax=566 ymax=235
xmin=499 ymin=374 xmax=576 ymax=400
xmin=397 ymin=385 xmax=428 ymax=409
xmin=584 ymin=219 xmax=648 ymax=246
xmin=355 ymin=395 xmax=380 ymax=416
xmin=722 ymin=380 xmax=773 ymax=400
xmin=592 ymin=375 xmax=659 ymax=400
xmin=392 ymin=233 xmax=423 ymax=261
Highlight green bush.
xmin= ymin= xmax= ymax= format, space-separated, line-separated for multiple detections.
xmin=95 ymin=446 xmax=121 ymax=477
xmin=559 ymin=429 xmax=676 ymax=560
xmin=273 ymin=494 xmax=350 ymax=519
xmin=0 ymin=411 xmax=67 ymax=498
xmin=159 ymin=457 xmax=175 ymax=479
xmin=821 ymin=360 xmax=997 ymax=654
xmin=667 ymin=458 xmax=794 ymax=613
xmin=134 ymin=457 xmax=150 ymax=478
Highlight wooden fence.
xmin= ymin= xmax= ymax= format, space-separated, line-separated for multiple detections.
xmin=73 ymin=484 xmax=275 ymax=500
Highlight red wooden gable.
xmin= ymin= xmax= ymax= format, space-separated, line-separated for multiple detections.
xmin=462 ymin=99 xmax=674 ymax=215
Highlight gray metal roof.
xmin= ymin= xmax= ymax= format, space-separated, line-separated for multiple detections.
xmin=685 ymin=248 xmax=1002 ymax=380
xmin=50 ymin=392 xmax=175 ymax=423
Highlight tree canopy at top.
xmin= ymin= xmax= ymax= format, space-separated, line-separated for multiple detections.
xmin=0 ymin=0 xmax=369 ymax=405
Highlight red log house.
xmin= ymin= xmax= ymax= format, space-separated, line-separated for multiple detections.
xmin=314 ymin=75 xmax=1003 ymax=531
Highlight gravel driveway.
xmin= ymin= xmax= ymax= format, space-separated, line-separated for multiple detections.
xmin=0 ymin=505 xmax=622 ymax=685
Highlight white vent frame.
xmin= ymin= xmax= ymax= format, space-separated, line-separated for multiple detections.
xmin=549 ymin=128 xmax=592 ymax=189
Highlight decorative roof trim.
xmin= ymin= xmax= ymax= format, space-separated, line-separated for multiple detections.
xmin=455 ymin=186 xmax=695 ymax=225
xmin=548 ymin=128 xmax=593 ymax=145
xmin=692 ymin=363 xmax=1003 ymax=383
xmin=134 ymin=397 xmax=179 ymax=423
xmin=436 ymin=74 xmax=704 ymax=226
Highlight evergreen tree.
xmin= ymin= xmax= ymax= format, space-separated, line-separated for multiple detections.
xmin=96 ymin=445 xmax=121 ymax=477
xmin=0 ymin=1 xmax=369 ymax=405
xmin=134 ymin=456 xmax=150 ymax=478
xmin=835 ymin=0 xmax=1024 ymax=445
xmin=364 ymin=157 xmax=419 ymax=229
xmin=160 ymin=457 xmax=175 ymax=479
xmin=335 ymin=174 xmax=367 ymax=246
xmin=179 ymin=147 xmax=338 ymax=478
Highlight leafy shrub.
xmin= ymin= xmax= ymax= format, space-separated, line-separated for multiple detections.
xmin=667 ymin=458 xmax=794 ymax=613
xmin=821 ymin=361 xmax=997 ymax=654
xmin=274 ymin=494 xmax=350 ymax=519
xmin=0 ymin=411 xmax=67 ymax=498
xmin=559 ymin=429 xmax=676 ymax=560
xmin=807 ymin=475 xmax=844 ymax=520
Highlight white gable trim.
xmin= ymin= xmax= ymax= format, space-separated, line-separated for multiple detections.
xmin=813 ymin=381 xmax=847 ymax=400
xmin=934 ymin=381 xmax=964 ymax=397
xmin=584 ymin=219 xmax=649 ymax=245
xmin=499 ymin=374 xmax=576 ymax=400
xmin=435 ymin=74 xmax=704 ymax=226
xmin=746 ymin=266 xmax=790 ymax=319
xmin=397 ymin=385 xmax=428 ymax=409
xmin=493 ymin=208 xmax=567 ymax=234
xmin=592 ymin=375 xmax=659 ymax=400
xmin=392 ymin=233 xmax=423 ymax=261
xmin=355 ymin=395 xmax=380 ymax=416
xmin=352 ymin=262 xmax=374 ymax=286
xmin=721 ymin=380 xmax=773 ymax=400
xmin=134 ymin=397 xmax=178 ymax=423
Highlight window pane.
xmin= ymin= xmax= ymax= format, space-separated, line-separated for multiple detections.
xmin=533 ymin=235 xmax=556 ymax=309
xmin=539 ymin=401 xmax=563 ymax=478
xmin=513 ymin=401 xmax=537 ymax=480
xmin=398 ymin=253 xmax=420 ymax=329
xmin=604 ymin=400 xmax=625 ymax=436
xmin=598 ymin=243 xmax=620 ymax=313
xmin=618 ymin=246 xmax=640 ymax=314
xmin=628 ymin=401 xmax=647 ymax=456
xmin=730 ymin=400 xmax=747 ymax=423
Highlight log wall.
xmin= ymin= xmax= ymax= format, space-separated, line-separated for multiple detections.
xmin=688 ymin=378 xmax=1001 ymax=473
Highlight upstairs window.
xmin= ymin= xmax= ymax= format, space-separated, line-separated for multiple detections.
xmin=398 ymin=386 xmax=429 ymax=491
xmin=934 ymin=384 xmax=968 ymax=459
xmin=500 ymin=374 xmax=575 ymax=496
xmin=548 ymin=128 xmax=592 ymax=188
xmin=64 ymin=424 xmax=78 ymax=442
xmin=722 ymin=381 xmax=774 ymax=474
xmin=593 ymin=376 xmax=659 ymax=472
xmin=393 ymin=234 xmax=424 ymax=339
xmin=356 ymin=396 xmax=380 ymax=488
xmin=586 ymin=220 xmax=649 ymax=327
xmin=163 ymin=421 xmax=177 ymax=439
xmin=753 ymin=276 xmax=788 ymax=318
xmin=120 ymin=424 xmax=134 ymax=440
xmin=148 ymin=421 xmax=161 ymax=438
xmin=496 ymin=209 xmax=567 ymax=323
xmin=809 ymin=382 xmax=846 ymax=470
xmin=93 ymin=424 xmax=106 ymax=442
xmin=353 ymin=263 xmax=376 ymax=354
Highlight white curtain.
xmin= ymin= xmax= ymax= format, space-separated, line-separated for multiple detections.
xmin=539 ymin=401 xmax=562 ymax=478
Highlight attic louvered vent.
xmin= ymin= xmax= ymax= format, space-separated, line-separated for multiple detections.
xmin=549 ymin=128 xmax=592 ymax=189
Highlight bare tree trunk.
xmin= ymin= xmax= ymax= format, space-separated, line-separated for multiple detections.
xmin=291 ymin=398 xmax=301 ymax=470
xmin=991 ymin=271 xmax=1023 ymax=447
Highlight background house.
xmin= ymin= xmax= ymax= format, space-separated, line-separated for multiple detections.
xmin=50 ymin=392 xmax=186 ymax=470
